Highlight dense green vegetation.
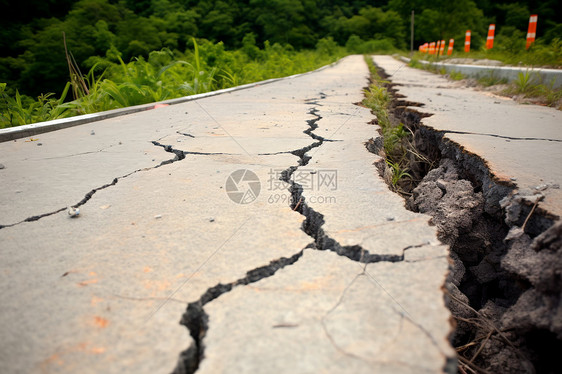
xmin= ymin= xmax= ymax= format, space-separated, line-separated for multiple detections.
xmin=1 ymin=0 xmax=561 ymax=127
xmin=0 ymin=39 xmax=346 ymax=127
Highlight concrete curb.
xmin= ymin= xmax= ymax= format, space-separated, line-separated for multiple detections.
xmin=0 ymin=59 xmax=341 ymax=143
xmin=399 ymin=56 xmax=562 ymax=89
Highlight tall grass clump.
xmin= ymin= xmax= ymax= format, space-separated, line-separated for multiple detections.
xmin=0 ymin=82 xmax=73 ymax=127
xmin=503 ymin=71 xmax=562 ymax=109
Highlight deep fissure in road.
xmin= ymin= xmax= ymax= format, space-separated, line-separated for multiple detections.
xmin=173 ymin=251 xmax=305 ymax=374
xmin=173 ymin=95 xmax=423 ymax=373
xmin=370 ymin=65 xmax=562 ymax=373
xmin=285 ymin=103 xmax=413 ymax=263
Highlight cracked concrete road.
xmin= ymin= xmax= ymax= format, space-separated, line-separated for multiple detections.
xmin=373 ymin=56 xmax=562 ymax=219
xmin=0 ymin=55 xmax=454 ymax=373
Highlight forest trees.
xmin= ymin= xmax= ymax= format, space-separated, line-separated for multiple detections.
xmin=0 ymin=1 xmax=424 ymax=96
xmin=1 ymin=0 xmax=561 ymax=99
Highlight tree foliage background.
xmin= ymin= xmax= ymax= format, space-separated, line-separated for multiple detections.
xmin=1 ymin=0 xmax=561 ymax=97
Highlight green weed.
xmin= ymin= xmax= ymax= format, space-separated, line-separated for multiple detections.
xmin=363 ymin=55 xmax=417 ymax=191
xmin=537 ymin=84 xmax=562 ymax=107
xmin=513 ymin=71 xmax=533 ymax=93
xmin=477 ymin=72 xmax=508 ymax=87
xmin=408 ymin=58 xmax=424 ymax=69
xmin=383 ymin=122 xmax=409 ymax=156
xmin=408 ymin=58 xmax=442 ymax=75
xmin=505 ymin=77 xmax=562 ymax=108
xmin=448 ymin=70 xmax=465 ymax=80
xmin=0 ymin=82 xmax=73 ymax=128
xmin=386 ymin=159 xmax=412 ymax=188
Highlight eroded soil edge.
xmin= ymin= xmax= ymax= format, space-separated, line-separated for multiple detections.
xmin=370 ymin=64 xmax=562 ymax=374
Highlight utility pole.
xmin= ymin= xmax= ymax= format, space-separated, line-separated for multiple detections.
xmin=411 ymin=10 xmax=414 ymax=54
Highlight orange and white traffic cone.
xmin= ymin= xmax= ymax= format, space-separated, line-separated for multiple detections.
xmin=526 ymin=14 xmax=538 ymax=50
xmin=439 ymin=39 xmax=445 ymax=55
xmin=464 ymin=30 xmax=471 ymax=52
xmin=447 ymin=39 xmax=454 ymax=55
xmin=429 ymin=42 xmax=435 ymax=55
xmin=486 ymin=24 xmax=495 ymax=49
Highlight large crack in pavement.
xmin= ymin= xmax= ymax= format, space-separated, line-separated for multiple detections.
xmin=372 ymin=61 xmax=562 ymax=373
xmin=0 ymin=174 xmax=129 ymax=230
xmin=287 ymin=102 xmax=420 ymax=263
xmin=0 ymin=138 xmax=195 ymax=229
xmin=174 ymin=93 xmax=440 ymax=373
xmin=174 ymin=250 xmax=307 ymax=374
xmin=438 ymin=130 xmax=562 ymax=143
xmin=151 ymin=140 xmax=236 ymax=158
xmin=0 ymin=56 xmax=456 ymax=373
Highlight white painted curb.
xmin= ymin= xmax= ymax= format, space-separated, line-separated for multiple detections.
xmin=399 ymin=56 xmax=562 ymax=89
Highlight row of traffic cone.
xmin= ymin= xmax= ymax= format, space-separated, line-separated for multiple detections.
xmin=419 ymin=14 xmax=538 ymax=54
xmin=419 ymin=40 xmax=454 ymax=55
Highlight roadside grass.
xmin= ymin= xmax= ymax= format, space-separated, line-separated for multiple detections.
xmin=0 ymin=82 xmax=72 ymax=126
xmin=513 ymin=70 xmax=533 ymax=92
xmin=456 ymin=39 xmax=562 ymax=68
xmin=502 ymin=71 xmax=562 ymax=108
xmin=407 ymin=56 xmax=562 ymax=109
xmin=477 ymin=72 xmax=508 ymax=87
xmin=407 ymin=58 xmax=466 ymax=81
xmin=363 ymin=55 xmax=417 ymax=194
xmin=0 ymin=39 xmax=346 ymax=129
xmin=405 ymin=38 xmax=562 ymax=108
xmin=407 ymin=37 xmax=562 ymax=68
xmin=448 ymin=70 xmax=465 ymax=81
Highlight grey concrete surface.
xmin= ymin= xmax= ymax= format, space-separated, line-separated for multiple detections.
xmin=302 ymin=119 xmax=442 ymax=256
xmin=199 ymin=250 xmax=451 ymax=374
xmin=400 ymin=56 xmax=562 ymax=88
xmin=374 ymin=55 xmax=562 ymax=218
xmin=0 ymin=55 xmax=454 ymax=373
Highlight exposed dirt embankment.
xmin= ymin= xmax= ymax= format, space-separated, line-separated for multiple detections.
xmin=369 ymin=66 xmax=562 ymax=374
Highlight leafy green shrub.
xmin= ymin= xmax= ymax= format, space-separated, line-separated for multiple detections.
xmin=316 ymin=37 xmax=339 ymax=56
xmin=345 ymin=35 xmax=364 ymax=54
xmin=364 ymin=38 xmax=397 ymax=53
xmin=346 ymin=35 xmax=397 ymax=54
xmin=495 ymin=26 xmax=526 ymax=54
